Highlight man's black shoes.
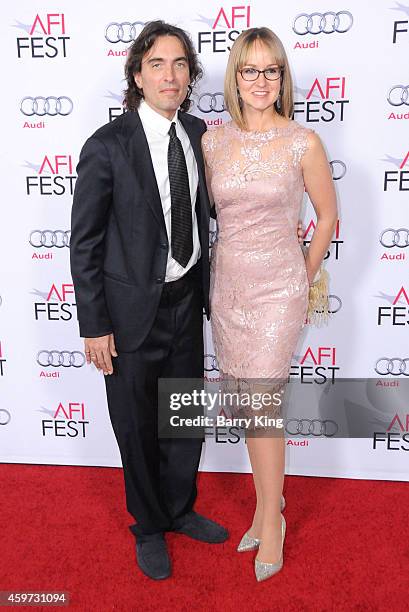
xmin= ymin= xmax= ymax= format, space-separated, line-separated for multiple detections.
xmin=171 ymin=511 xmax=229 ymax=543
xmin=135 ymin=532 xmax=171 ymax=580
xmin=132 ymin=514 xmax=228 ymax=580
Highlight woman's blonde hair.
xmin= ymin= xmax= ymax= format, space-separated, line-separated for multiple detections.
xmin=224 ymin=27 xmax=293 ymax=129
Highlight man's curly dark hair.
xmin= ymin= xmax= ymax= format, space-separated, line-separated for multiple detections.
xmin=124 ymin=20 xmax=203 ymax=113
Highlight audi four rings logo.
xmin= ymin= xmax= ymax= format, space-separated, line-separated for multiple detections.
xmin=30 ymin=230 xmax=71 ymax=249
xmin=380 ymin=229 xmax=409 ymax=248
xmin=37 ymin=350 xmax=86 ymax=368
xmin=197 ymin=93 xmax=225 ymax=114
xmin=0 ymin=409 xmax=11 ymax=426
xmin=20 ymin=96 xmax=73 ymax=116
xmin=285 ymin=419 xmax=338 ymax=436
xmin=105 ymin=22 xmax=146 ymax=43
xmin=293 ymin=11 xmax=353 ymax=35
xmin=204 ymin=354 xmax=219 ymax=372
xmin=375 ymin=358 xmax=409 ymax=376
xmin=329 ymin=160 xmax=346 ymax=181
xmin=387 ymin=86 xmax=409 ymax=106
xmin=318 ymin=294 xmax=342 ymax=314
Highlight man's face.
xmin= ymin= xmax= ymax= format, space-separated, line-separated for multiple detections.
xmin=134 ymin=35 xmax=191 ymax=120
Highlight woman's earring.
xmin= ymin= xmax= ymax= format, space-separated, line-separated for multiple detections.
xmin=276 ymin=93 xmax=282 ymax=112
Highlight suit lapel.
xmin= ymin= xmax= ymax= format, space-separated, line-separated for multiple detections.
xmin=115 ymin=110 xmax=210 ymax=232
xmin=116 ymin=111 xmax=166 ymax=230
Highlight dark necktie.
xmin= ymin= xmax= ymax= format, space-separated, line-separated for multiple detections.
xmin=168 ymin=122 xmax=193 ymax=268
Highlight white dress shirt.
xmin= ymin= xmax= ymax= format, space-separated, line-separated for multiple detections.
xmin=138 ymin=99 xmax=201 ymax=282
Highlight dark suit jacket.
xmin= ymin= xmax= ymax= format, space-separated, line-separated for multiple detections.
xmin=70 ymin=110 xmax=211 ymax=352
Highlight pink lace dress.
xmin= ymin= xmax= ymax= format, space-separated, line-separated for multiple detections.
xmin=202 ymin=120 xmax=310 ymax=412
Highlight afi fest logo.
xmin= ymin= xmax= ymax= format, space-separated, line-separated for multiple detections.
xmin=290 ymin=346 xmax=339 ymax=383
xmin=294 ymin=77 xmax=349 ymax=123
xmin=303 ymin=218 xmax=343 ymax=260
xmin=24 ymin=155 xmax=77 ymax=196
xmin=0 ymin=341 xmax=6 ymax=377
xmin=104 ymin=21 xmax=146 ymax=57
xmin=32 ymin=283 xmax=77 ymax=322
xmin=373 ymin=413 xmax=409 ymax=452
xmin=391 ymin=2 xmax=409 ymax=43
xmin=196 ymin=5 xmax=251 ymax=53
xmin=15 ymin=13 xmax=69 ymax=58
xmin=383 ymin=150 xmax=409 ymax=191
xmin=41 ymin=402 xmax=89 ymax=438
xmin=20 ymin=96 xmax=73 ymax=130
xmin=292 ymin=10 xmax=353 ymax=51
xmin=376 ymin=285 xmax=409 ymax=326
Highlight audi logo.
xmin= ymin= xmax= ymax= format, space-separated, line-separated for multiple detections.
xmin=0 ymin=409 xmax=11 ymax=426
xmin=293 ymin=11 xmax=353 ymax=35
xmin=285 ymin=419 xmax=338 ymax=436
xmin=387 ymin=86 xmax=409 ymax=107
xmin=380 ymin=228 xmax=409 ymax=248
xmin=20 ymin=96 xmax=73 ymax=117
xmin=209 ymin=230 xmax=217 ymax=248
xmin=375 ymin=358 xmax=409 ymax=376
xmin=329 ymin=160 xmax=346 ymax=181
xmin=37 ymin=350 xmax=86 ymax=368
xmin=29 ymin=230 xmax=71 ymax=249
xmin=105 ymin=21 xmax=146 ymax=43
xmin=314 ymin=294 xmax=342 ymax=314
xmin=204 ymin=354 xmax=219 ymax=372
xmin=197 ymin=93 xmax=225 ymax=114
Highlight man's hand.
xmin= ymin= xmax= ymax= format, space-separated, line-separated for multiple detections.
xmin=84 ymin=333 xmax=117 ymax=375
xmin=297 ymin=220 xmax=304 ymax=244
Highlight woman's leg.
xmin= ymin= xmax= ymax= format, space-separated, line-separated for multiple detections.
xmin=246 ymin=433 xmax=285 ymax=562
xmin=247 ymin=458 xmax=263 ymax=538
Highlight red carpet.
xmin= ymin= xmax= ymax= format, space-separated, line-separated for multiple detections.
xmin=1 ymin=464 xmax=409 ymax=611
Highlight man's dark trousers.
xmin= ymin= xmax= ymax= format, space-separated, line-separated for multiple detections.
xmin=104 ymin=262 xmax=204 ymax=536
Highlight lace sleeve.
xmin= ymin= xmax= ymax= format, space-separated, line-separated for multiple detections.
xmin=201 ymin=128 xmax=217 ymax=171
xmin=292 ymin=126 xmax=315 ymax=165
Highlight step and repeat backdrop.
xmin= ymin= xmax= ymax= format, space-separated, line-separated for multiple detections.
xmin=0 ymin=0 xmax=408 ymax=479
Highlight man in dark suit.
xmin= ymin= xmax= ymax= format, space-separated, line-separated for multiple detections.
xmin=70 ymin=21 xmax=227 ymax=581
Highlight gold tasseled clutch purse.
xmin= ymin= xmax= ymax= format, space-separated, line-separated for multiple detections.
xmin=306 ymin=266 xmax=331 ymax=326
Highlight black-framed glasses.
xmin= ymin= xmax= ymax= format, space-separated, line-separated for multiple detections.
xmin=239 ymin=67 xmax=283 ymax=82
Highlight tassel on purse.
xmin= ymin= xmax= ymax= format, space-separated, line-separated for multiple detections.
xmin=306 ymin=266 xmax=331 ymax=326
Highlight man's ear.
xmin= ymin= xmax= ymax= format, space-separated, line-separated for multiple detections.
xmin=134 ymin=73 xmax=142 ymax=89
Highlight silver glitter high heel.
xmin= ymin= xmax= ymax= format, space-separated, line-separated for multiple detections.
xmin=254 ymin=514 xmax=286 ymax=582
xmin=237 ymin=495 xmax=286 ymax=552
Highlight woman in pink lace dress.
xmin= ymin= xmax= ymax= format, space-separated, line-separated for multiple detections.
xmin=202 ymin=28 xmax=337 ymax=581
